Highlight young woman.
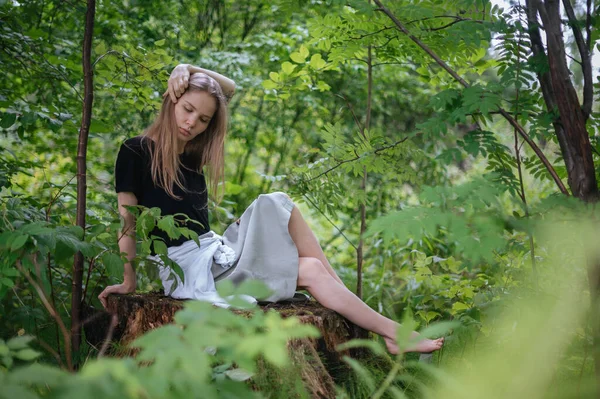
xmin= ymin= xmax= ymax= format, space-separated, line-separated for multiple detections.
xmin=98 ymin=64 xmax=444 ymax=354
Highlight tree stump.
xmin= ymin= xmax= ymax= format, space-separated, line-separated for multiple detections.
xmin=83 ymin=293 xmax=374 ymax=398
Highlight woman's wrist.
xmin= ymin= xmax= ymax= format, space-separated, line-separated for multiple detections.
xmin=122 ymin=279 xmax=136 ymax=292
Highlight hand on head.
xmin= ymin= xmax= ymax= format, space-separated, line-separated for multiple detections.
xmin=166 ymin=63 xmax=236 ymax=104
xmin=167 ymin=64 xmax=191 ymax=103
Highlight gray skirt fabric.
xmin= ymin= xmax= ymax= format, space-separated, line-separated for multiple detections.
xmin=211 ymin=192 xmax=299 ymax=302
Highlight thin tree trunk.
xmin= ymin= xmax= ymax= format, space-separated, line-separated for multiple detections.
xmin=71 ymin=0 xmax=96 ymax=362
xmin=236 ymin=97 xmax=264 ymax=184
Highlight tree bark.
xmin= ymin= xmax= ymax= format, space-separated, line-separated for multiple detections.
xmin=71 ymin=0 xmax=96 ymax=361
xmin=535 ymin=0 xmax=597 ymax=201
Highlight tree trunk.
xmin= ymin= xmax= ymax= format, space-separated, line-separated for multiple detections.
xmin=71 ymin=0 xmax=96 ymax=362
xmin=535 ymin=0 xmax=598 ymax=201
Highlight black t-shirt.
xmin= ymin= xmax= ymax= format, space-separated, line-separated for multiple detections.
xmin=115 ymin=136 xmax=210 ymax=248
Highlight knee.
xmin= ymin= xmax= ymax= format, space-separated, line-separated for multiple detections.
xmin=298 ymin=257 xmax=328 ymax=288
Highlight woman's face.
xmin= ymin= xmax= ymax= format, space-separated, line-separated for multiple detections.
xmin=174 ymin=90 xmax=217 ymax=145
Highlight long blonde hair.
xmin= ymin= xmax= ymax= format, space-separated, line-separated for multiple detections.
xmin=143 ymin=73 xmax=228 ymax=201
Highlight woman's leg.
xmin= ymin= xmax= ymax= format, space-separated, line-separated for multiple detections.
xmin=297 ymin=257 xmax=443 ymax=354
xmin=288 ymin=206 xmax=345 ymax=286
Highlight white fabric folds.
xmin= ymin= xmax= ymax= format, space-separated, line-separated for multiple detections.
xmin=152 ymin=232 xmax=237 ymax=307
xmin=152 ymin=192 xmax=299 ymax=307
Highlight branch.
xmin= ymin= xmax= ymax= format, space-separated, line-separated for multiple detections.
xmin=301 ymin=194 xmax=357 ymax=251
xmin=427 ymin=18 xmax=483 ymax=31
xmin=406 ymin=15 xmax=484 ymax=26
xmin=16 ymin=260 xmax=73 ymax=372
xmin=373 ymin=0 xmax=569 ymax=196
xmin=35 ymin=337 xmax=65 ymax=369
xmin=335 ymin=94 xmax=364 ymax=133
xmin=349 ymin=25 xmax=394 ymax=40
xmin=92 ymin=50 xmax=120 ymax=67
xmin=566 ymin=53 xmax=582 ymax=66
xmin=373 ymin=1 xmax=469 ymax=86
xmin=305 ymin=137 xmax=409 ymax=183
xmin=561 ymin=0 xmax=593 ymax=120
xmin=98 ymin=314 xmax=118 ymax=357
xmin=585 ymin=0 xmax=592 ymax=51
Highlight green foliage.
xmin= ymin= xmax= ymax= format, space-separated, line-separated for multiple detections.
xmin=0 ymin=0 xmax=598 ymax=397
xmin=0 ymin=336 xmax=41 ymax=371
xmin=0 ymin=295 xmax=319 ymax=399
xmin=368 ymin=177 xmax=509 ymax=263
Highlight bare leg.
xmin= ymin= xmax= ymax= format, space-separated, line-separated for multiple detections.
xmin=288 ymin=206 xmax=345 ymax=286
xmin=297 ymin=257 xmax=444 ymax=354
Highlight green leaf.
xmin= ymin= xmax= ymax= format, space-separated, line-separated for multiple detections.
xmin=154 ymin=39 xmax=166 ymax=47
xmin=101 ymin=252 xmax=124 ymax=278
xmin=0 ymin=384 xmax=40 ymax=399
xmin=418 ymin=321 xmax=460 ymax=339
xmin=6 ymin=336 xmax=34 ymax=350
xmin=309 ymin=54 xmax=326 ymax=70
xmin=90 ymin=119 xmax=111 ymax=133
xmin=153 ymin=240 xmax=168 ymax=256
xmin=269 ymin=72 xmax=280 ymax=83
xmin=261 ymin=80 xmax=278 ymax=90
xmin=94 ymin=42 xmax=107 ymax=55
xmin=290 ymin=52 xmax=307 ymax=64
xmin=0 ymin=113 xmax=17 ymax=129
xmin=157 ymin=216 xmax=179 ymax=239
xmin=343 ymin=356 xmax=376 ymax=392
xmin=2 ymin=355 xmax=13 ymax=369
xmin=10 ymin=234 xmax=28 ymax=251
xmin=138 ymin=209 xmax=157 ymax=237
xmin=452 ymin=302 xmax=470 ymax=313
xmin=224 ymin=368 xmax=254 ymax=381
xmin=7 ymin=363 xmax=67 ymax=386
xmin=336 ymin=339 xmax=386 ymax=356
xmin=263 ymin=342 xmax=288 ymax=367
xmin=225 ymin=181 xmax=244 ymax=195
xmin=235 ymin=280 xmax=272 ymax=300
xmin=14 ymin=349 xmax=40 ymax=361
xmin=299 ymin=45 xmax=309 ymax=58
xmin=1 ymin=278 xmax=15 ymax=288
xmin=281 ymin=61 xmax=297 ymax=75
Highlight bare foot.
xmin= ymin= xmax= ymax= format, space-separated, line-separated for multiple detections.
xmin=384 ymin=335 xmax=444 ymax=355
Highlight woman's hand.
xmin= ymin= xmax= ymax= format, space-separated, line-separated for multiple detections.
xmin=98 ymin=282 xmax=135 ymax=309
xmin=167 ymin=64 xmax=190 ymax=103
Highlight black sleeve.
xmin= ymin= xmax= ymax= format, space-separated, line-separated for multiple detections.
xmin=115 ymin=141 xmax=143 ymax=197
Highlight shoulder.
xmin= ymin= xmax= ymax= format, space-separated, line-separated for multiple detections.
xmin=122 ymin=136 xmax=147 ymax=150
xmin=119 ymin=136 xmax=151 ymax=158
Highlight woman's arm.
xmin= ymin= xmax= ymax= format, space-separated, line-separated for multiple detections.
xmin=98 ymin=192 xmax=138 ymax=308
xmin=167 ymin=64 xmax=236 ymax=102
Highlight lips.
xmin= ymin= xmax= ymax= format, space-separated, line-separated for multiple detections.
xmin=179 ymin=127 xmax=191 ymax=137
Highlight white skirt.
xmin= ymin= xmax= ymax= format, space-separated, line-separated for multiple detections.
xmin=154 ymin=192 xmax=299 ymax=306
